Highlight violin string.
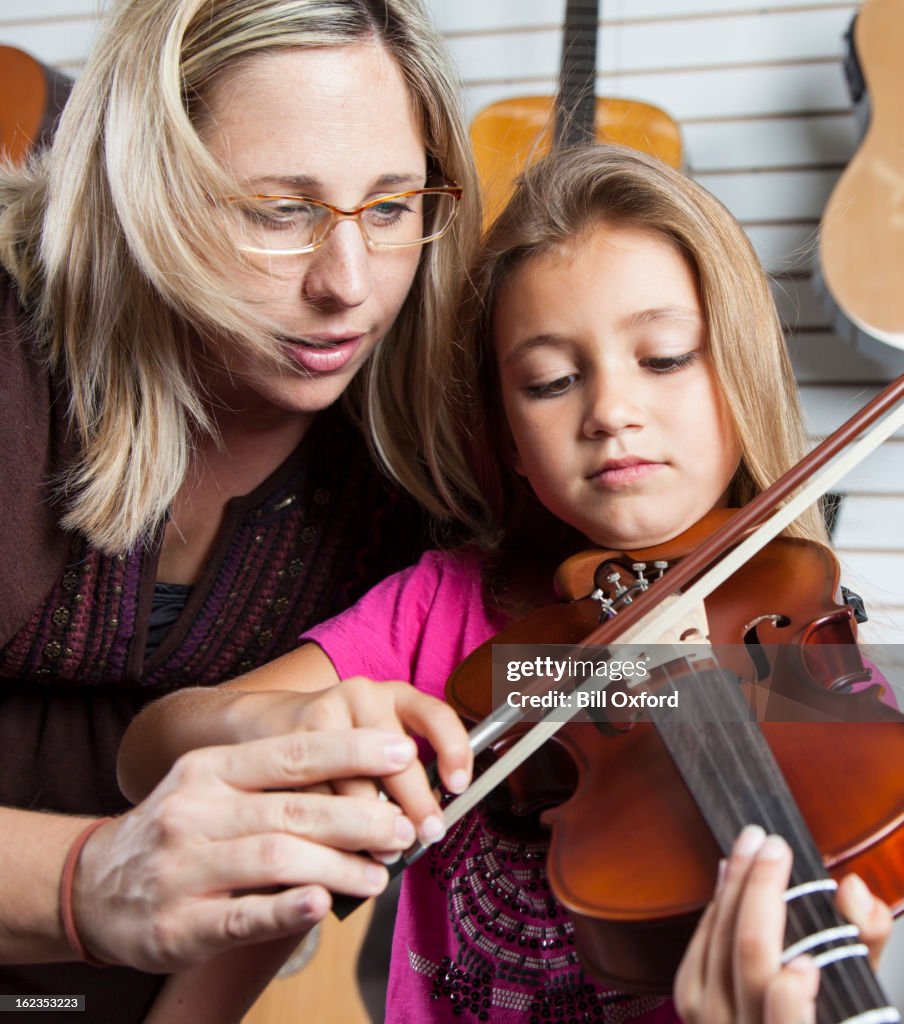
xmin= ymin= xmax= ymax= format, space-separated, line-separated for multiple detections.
xmin=653 ymin=656 xmax=884 ymax=1021
xmin=673 ymin=659 xmax=881 ymax=1023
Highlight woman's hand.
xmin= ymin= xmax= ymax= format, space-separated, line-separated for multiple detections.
xmin=674 ymin=825 xmax=893 ymax=1024
xmin=74 ymin=726 xmax=447 ymax=972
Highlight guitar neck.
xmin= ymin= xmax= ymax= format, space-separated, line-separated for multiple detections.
xmin=554 ymin=0 xmax=600 ymax=148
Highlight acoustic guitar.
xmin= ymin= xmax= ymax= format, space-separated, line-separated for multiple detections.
xmin=243 ymin=905 xmax=374 ymax=1024
xmin=0 ymin=45 xmax=72 ymax=164
xmin=817 ymin=0 xmax=904 ymax=351
xmin=469 ymin=0 xmax=683 ymax=225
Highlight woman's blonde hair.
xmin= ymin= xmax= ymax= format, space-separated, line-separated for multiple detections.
xmin=434 ymin=144 xmax=826 ymax=554
xmin=0 ymin=0 xmax=479 ymax=553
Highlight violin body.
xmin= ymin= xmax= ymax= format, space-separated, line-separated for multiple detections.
xmin=447 ymin=525 xmax=904 ymax=992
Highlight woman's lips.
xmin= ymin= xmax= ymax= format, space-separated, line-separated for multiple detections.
xmin=589 ymin=459 xmax=662 ymax=488
xmin=282 ymin=334 xmax=365 ymax=374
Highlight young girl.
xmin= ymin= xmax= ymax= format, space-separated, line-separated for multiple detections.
xmin=121 ymin=145 xmax=892 ymax=1022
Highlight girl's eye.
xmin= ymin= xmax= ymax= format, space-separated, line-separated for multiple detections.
xmin=526 ymin=374 xmax=577 ymax=398
xmin=642 ymin=351 xmax=699 ymax=374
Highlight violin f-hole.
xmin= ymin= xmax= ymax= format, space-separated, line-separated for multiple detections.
xmin=743 ymin=614 xmax=791 ymax=681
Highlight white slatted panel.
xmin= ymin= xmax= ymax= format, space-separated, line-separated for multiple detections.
xmin=0 ymin=2 xmax=102 ymax=73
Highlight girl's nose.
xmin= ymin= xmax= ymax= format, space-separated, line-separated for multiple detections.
xmin=301 ymin=219 xmax=372 ymax=309
xmin=582 ymin=372 xmax=644 ymax=437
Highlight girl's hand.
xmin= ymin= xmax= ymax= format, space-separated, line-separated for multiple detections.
xmin=241 ymin=676 xmax=473 ymax=845
xmin=73 ymin=728 xmax=438 ymax=972
xmin=674 ymin=825 xmax=893 ymax=1024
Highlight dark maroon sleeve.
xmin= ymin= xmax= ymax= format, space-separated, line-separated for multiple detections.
xmin=0 ymin=274 xmax=71 ymax=646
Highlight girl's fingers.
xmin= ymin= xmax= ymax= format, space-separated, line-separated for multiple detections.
xmin=674 ymin=826 xmax=799 ymax=1024
xmin=730 ymin=834 xmax=793 ymax=1024
xmin=835 ymin=873 xmax=893 ymax=970
xmin=701 ymin=824 xmax=769 ymax=1020
xmin=332 ymin=680 xmax=471 ymax=844
xmin=374 ymin=685 xmax=472 ymax=842
xmin=764 ymin=957 xmax=819 ymax=1024
xmin=674 ymin=899 xmax=718 ymax=1022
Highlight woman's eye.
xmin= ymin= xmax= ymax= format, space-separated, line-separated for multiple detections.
xmin=242 ymin=200 xmax=319 ymax=230
xmin=364 ymin=200 xmax=415 ymax=228
xmin=526 ymin=374 xmax=577 ymax=398
xmin=642 ymin=351 xmax=699 ymax=374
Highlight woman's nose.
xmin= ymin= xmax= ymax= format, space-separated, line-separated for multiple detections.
xmin=301 ymin=219 xmax=372 ymax=308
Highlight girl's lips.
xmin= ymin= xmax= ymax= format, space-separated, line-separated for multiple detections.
xmin=590 ymin=460 xmax=662 ymax=488
xmin=282 ymin=334 xmax=365 ymax=374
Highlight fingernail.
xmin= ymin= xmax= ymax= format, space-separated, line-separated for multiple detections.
xmin=394 ymin=816 xmax=416 ymax=843
xmin=715 ymin=858 xmax=728 ymax=894
xmin=448 ymin=769 xmax=469 ymax=795
xmin=385 ymin=738 xmax=416 ymax=767
xmin=419 ymin=815 xmax=445 ymax=844
xmin=734 ymin=824 xmax=767 ymax=857
xmin=845 ymin=873 xmax=874 ymax=916
xmin=365 ymin=863 xmax=389 ymax=890
xmin=374 ymin=850 xmax=402 ymax=865
xmin=787 ymin=954 xmax=817 ymax=975
xmin=757 ymin=835 xmax=788 ymax=861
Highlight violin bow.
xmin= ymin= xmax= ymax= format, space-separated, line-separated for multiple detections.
xmin=422 ymin=372 xmax=904 ymax=850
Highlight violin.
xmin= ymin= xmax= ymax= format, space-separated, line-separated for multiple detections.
xmin=439 ymin=377 xmax=904 ymax=1018
xmin=446 ymin=511 xmax=904 ymax=999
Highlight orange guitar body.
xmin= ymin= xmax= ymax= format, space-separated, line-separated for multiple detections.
xmin=471 ymin=95 xmax=682 ymax=225
xmin=818 ymin=0 xmax=904 ymax=349
xmin=0 ymin=46 xmax=71 ymax=164
xmin=243 ymin=904 xmax=374 ymax=1024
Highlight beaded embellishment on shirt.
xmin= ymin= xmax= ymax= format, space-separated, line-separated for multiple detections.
xmin=409 ymin=799 xmax=668 ymax=1022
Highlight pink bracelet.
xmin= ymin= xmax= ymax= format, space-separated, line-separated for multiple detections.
xmin=58 ymin=817 xmax=113 ymax=968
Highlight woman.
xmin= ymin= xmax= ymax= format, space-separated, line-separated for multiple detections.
xmin=0 ymin=0 xmax=478 ymax=1019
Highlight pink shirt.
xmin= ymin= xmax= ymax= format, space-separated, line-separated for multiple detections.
xmin=305 ymin=549 xmax=676 ymax=1024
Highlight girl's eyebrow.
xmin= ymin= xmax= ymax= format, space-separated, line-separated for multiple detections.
xmin=502 ymin=307 xmax=704 ymax=367
xmin=624 ymin=306 xmax=703 ymax=327
xmin=501 ymin=334 xmax=569 ymax=367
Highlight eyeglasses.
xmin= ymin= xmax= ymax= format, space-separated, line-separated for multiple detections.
xmin=229 ymin=185 xmax=462 ymax=255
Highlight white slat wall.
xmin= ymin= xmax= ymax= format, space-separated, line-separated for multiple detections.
xmin=4 ymin=0 xmax=903 ymax=641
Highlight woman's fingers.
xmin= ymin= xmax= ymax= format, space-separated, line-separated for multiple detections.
xmin=176 ymin=833 xmax=391 ymax=899
xmin=835 ymin=873 xmax=893 ymax=970
xmin=186 ymin=727 xmax=418 ymax=792
xmin=142 ymin=885 xmax=334 ymax=968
